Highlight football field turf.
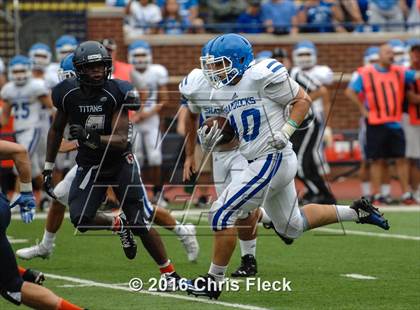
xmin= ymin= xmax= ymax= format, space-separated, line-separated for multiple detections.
xmin=3 ymin=206 xmax=419 ymax=310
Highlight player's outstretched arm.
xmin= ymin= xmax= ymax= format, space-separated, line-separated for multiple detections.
xmin=46 ymin=109 xmax=68 ymax=164
xmin=0 ymin=140 xmax=31 ymax=183
xmin=288 ymin=87 xmax=312 ymax=126
xmin=38 ymin=94 xmax=54 ymax=109
xmin=183 ymin=108 xmax=199 ymax=181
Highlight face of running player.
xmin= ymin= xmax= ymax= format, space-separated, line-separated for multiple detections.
xmin=379 ymin=45 xmax=394 ymax=67
xmin=84 ymin=62 xmax=106 ymax=83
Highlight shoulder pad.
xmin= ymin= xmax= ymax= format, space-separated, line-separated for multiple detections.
xmin=311 ymin=65 xmax=334 ymax=85
xmin=178 ymin=68 xmax=207 ymax=98
xmin=246 ymin=58 xmax=288 ymax=85
xmin=150 ymin=64 xmax=169 ymax=85
xmin=112 ymin=78 xmax=133 ymax=94
xmin=30 ymin=78 xmax=50 ymax=97
xmin=0 ymin=82 xmax=13 ymax=100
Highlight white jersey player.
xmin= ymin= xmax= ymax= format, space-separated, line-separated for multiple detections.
xmin=0 ymin=55 xmax=53 ymax=177
xmin=128 ymin=40 xmax=169 ymax=205
xmin=185 ymin=34 xmax=389 ymax=300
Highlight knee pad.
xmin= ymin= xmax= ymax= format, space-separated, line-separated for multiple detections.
xmin=272 ymin=211 xmax=305 ymax=240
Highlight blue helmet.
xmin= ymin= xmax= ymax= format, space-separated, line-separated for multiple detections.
xmin=55 ymin=35 xmax=78 ymax=62
xmin=28 ymin=43 xmax=52 ymax=70
xmin=256 ymin=50 xmax=273 ymax=62
xmin=58 ymin=53 xmax=76 ymax=81
xmin=388 ymin=39 xmax=408 ymax=65
xmin=200 ymin=33 xmax=254 ymax=89
xmin=363 ymin=46 xmax=380 ymax=65
xmin=8 ymin=55 xmax=32 ymax=86
xmin=292 ymin=40 xmax=317 ymax=69
xmin=128 ymin=40 xmax=152 ymax=70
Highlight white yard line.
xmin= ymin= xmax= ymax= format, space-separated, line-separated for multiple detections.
xmin=7 ymin=235 xmax=28 ymax=244
xmin=341 ymin=274 xmax=377 ymax=280
xmin=314 ymin=228 xmax=420 ymax=241
xmin=45 ymin=273 xmax=270 ymax=310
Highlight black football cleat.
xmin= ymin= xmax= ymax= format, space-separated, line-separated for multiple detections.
xmin=22 ymin=268 xmax=45 ymax=285
xmin=117 ymin=213 xmax=137 ymax=260
xmin=264 ymin=221 xmax=294 ymax=245
xmin=231 ymin=254 xmax=257 ymax=277
xmin=186 ymin=274 xmax=222 ymax=299
xmin=350 ymin=197 xmax=390 ymax=230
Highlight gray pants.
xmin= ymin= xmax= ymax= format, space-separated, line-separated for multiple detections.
xmin=368 ymin=2 xmax=405 ymax=32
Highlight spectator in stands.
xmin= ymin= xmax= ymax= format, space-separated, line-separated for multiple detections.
xmin=297 ymin=0 xmax=347 ymax=33
xmin=207 ymin=0 xmax=248 ymax=32
xmin=404 ymin=38 xmax=420 ymax=202
xmin=236 ymin=0 xmax=264 ymax=33
xmin=345 ymin=44 xmax=419 ymax=204
xmin=337 ymin=0 xmax=365 ymax=31
xmin=106 ymin=0 xmax=128 ymax=6
xmin=157 ymin=0 xmax=204 ymax=33
xmin=125 ymin=0 xmax=162 ymax=35
xmin=407 ymin=0 xmax=420 ymax=32
xmin=367 ymin=0 xmax=408 ymax=32
xmin=261 ymin=0 xmax=298 ymax=34
xmin=159 ymin=0 xmax=190 ymax=34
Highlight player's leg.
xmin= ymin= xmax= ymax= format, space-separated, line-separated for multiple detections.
xmin=16 ymin=165 xmax=77 ymax=260
xmin=116 ymin=159 xmax=180 ymax=283
xmin=231 ymin=209 xmax=260 ymax=277
xmin=152 ymin=206 xmax=199 ymax=262
xmin=21 ymin=281 xmax=85 ymax=310
xmin=188 ymin=153 xmax=284 ymax=298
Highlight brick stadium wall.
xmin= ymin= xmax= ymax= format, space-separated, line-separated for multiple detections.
xmin=87 ymin=8 xmax=412 ymax=130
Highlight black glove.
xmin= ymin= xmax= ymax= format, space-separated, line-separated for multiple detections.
xmin=42 ymin=169 xmax=57 ymax=200
xmin=69 ymin=124 xmax=101 ymax=149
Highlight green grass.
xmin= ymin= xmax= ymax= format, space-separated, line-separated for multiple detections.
xmin=2 ymin=208 xmax=420 ymax=310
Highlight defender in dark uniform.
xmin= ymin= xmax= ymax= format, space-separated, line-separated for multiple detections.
xmin=0 ymin=140 xmax=85 ymax=310
xmin=43 ymin=42 xmax=176 ymax=275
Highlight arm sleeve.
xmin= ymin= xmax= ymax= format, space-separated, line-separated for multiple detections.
xmin=51 ymin=86 xmax=64 ymax=112
xmin=348 ymin=74 xmax=363 ymax=93
xmin=405 ymin=70 xmax=416 ymax=84
xmin=264 ymin=77 xmax=301 ymax=105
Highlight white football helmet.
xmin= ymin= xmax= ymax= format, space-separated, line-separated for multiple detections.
xmin=128 ymin=40 xmax=152 ymax=70
xmin=292 ymin=40 xmax=317 ymax=69
xmin=8 ymin=55 xmax=32 ymax=86
xmin=28 ymin=43 xmax=52 ymax=71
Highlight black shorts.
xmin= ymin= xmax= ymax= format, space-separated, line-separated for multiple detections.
xmin=68 ymin=154 xmax=149 ymax=236
xmin=0 ymin=196 xmax=23 ymax=305
xmin=366 ymin=123 xmax=406 ymax=160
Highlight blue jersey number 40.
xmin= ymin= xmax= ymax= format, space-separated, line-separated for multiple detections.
xmin=229 ymin=108 xmax=261 ymax=142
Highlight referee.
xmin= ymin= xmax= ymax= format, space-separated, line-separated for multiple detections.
xmin=272 ymin=48 xmax=337 ymax=204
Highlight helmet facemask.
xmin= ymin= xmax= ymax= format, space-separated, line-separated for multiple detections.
xmin=9 ymin=65 xmax=31 ymax=86
xmin=75 ymin=60 xmax=112 ymax=87
xmin=129 ymin=49 xmax=152 ymax=71
xmin=29 ymin=50 xmax=51 ymax=71
xmin=293 ymin=50 xmax=317 ymax=69
xmin=58 ymin=68 xmax=76 ymax=81
xmin=200 ymin=54 xmax=239 ymax=89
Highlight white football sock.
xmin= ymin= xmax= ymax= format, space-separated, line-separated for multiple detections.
xmin=259 ymin=208 xmax=271 ymax=224
xmin=208 ymin=262 xmax=227 ymax=282
xmin=41 ymin=230 xmax=56 ymax=250
xmin=381 ymin=184 xmax=391 ymax=197
xmin=361 ymin=182 xmax=371 ymax=197
xmin=239 ymin=239 xmax=256 ymax=257
xmin=335 ymin=205 xmax=358 ymax=222
xmin=173 ymin=221 xmax=188 ymax=236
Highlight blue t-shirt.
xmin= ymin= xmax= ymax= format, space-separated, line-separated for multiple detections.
xmin=157 ymin=0 xmax=198 ymax=18
xmin=299 ymin=1 xmax=335 ymax=32
xmin=261 ymin=0 xmax=297 ymax=32
xmin=159 ymin=17 xmax=189 ymax=34
xmin=370 ymin=0 xmax=399 ymax=10
xmin=236 ymin=12 xmax=264 ymax=33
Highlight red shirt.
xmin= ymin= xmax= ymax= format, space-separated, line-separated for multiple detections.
xmin=113 ymin=61 xmax=133 ymax=82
